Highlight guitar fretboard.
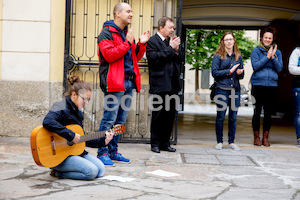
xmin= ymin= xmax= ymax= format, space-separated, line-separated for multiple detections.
xmin=79 ymin=131 xmax=106 ymax=143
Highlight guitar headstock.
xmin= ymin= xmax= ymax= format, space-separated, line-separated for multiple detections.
xmin=112 ymin=124 xmax=125 ymax=135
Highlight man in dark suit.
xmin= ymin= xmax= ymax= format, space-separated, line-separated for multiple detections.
xmin=146 ymin=17 xmax=181 ymax=153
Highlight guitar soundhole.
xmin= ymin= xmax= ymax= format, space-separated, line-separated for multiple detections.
xmin=67 ymin=141 xmax=74 ymax=146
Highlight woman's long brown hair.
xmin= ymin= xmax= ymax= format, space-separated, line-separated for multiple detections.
xmin=215 ymin=32 xmax=241 ymax=61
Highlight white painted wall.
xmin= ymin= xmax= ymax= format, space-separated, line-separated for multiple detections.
xmin=1 ymin=0 xmax=50 ymax=81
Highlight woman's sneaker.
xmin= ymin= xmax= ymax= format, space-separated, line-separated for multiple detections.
xmin=215 ymin=143 xmax=223 ymax=150
xmin=227 ymin=143 xmax=241 ymax=151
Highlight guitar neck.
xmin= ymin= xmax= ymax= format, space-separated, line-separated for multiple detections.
xmin=79 ymin=131 xmax=107 ymax=143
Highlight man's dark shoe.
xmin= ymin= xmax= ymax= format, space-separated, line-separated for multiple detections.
xmin=151 ymin=146 xmax=160 ymax=153
xmin=297 ymin=139 xmax=300 ymax=147
xmin=160 ymin=146 xmax=176 ymax=152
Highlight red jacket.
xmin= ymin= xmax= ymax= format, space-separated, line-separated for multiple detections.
xmin=97 ymin=24 xmax=146 ymax=93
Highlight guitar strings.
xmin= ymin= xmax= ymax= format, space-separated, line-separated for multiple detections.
xmin=38 ymin=129 xmax=119 ymax=150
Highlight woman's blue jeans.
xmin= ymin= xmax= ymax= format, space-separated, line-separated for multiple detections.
xmin=215 ymin=88 xmax=240 ymax=144
xmin=97 ymin=79 xmax=134 ymax=157
xmin=53 ymin=153 xmax=105 ymax=180
xmin=292 ymin=88 xmax=300 ymax=139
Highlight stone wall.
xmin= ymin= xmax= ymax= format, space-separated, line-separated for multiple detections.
xmin=0 ymin=80 xmax=151 ymax=140
xmin=0 ymin=81 xmax=62 ymax=137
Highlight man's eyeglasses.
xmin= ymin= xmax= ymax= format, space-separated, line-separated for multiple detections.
xmin=78 ymin=94 xmax=90 ymax=103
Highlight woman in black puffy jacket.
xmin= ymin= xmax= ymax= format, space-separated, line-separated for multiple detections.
xmin=43 ymin=75 xmax=113 ymax=180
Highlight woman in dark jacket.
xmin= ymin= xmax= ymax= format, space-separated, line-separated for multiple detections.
xmin=211 ymin=32 xmax=244 ymax=151
xmin=250 ymin=27 xmax=283 ymax=147
xmin=43 ymin=75 xmax=113 ymax=180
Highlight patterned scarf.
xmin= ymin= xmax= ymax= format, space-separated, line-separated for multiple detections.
xmin=258 ymin=41 xmax=275 ymax=51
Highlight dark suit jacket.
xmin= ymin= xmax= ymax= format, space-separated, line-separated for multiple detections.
xmin=146 ymin=34 xmax=181 ymax=94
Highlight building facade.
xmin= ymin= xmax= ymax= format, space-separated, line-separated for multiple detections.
xmin=0 ymin=0 xmax=178 ymax=139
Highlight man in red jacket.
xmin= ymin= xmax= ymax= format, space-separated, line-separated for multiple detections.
xmin=95 ymin=2 xmax=150 ymax=166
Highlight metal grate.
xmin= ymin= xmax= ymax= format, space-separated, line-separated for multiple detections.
xmin=181 ymin=153 xmax=260 ymax=167
xmin=63 ymin=0 xmax=182 ymax=144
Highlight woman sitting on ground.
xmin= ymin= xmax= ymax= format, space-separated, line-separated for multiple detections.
xmin=43 ymin=75 xmax=113 ymax=180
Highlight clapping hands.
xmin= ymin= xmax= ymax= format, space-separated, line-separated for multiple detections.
xmin=236 ymin=68 xmax=244 ymax=75
xmin=267 ymin=44 xmax=277 ymax=59
xmin=126 ymin=27 xmax=134 ymax=44
xmin=140 ymin=30 xmax=150 ymax=44
xmin=230 ymin=63 xmax=244 ymax=75
xmin=126 ymin=28 xmax=150 ymax=44
xmin=170 ymin=36 xmax=180 ymax=52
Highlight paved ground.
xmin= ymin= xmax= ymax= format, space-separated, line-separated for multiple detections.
xmin=1 ymin=108 xmax=300 ymax=200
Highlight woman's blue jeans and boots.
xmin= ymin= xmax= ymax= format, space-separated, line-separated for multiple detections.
xmin=215 ymin=89 xmax=240 ymax=149
xmin=97 ymin=79 xmax=134 ymax=166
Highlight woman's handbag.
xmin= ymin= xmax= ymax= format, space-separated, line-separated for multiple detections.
xmin=209 ymin=81 xmax=218 ymax=101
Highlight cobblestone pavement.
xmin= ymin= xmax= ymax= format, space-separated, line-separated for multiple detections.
xmin=1 ymin=114 xmax=300 ymax=200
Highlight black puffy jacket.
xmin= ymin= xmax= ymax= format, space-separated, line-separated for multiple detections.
xmin=43 ymin=96 xmax=106 ymax=149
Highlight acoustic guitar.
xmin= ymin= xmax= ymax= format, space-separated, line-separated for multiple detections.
xmin=30 ymin=124 xmax=125 ymax=168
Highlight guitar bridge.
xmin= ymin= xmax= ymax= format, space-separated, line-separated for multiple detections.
xmin=50 ymin=136 xmax=56 ymax=155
